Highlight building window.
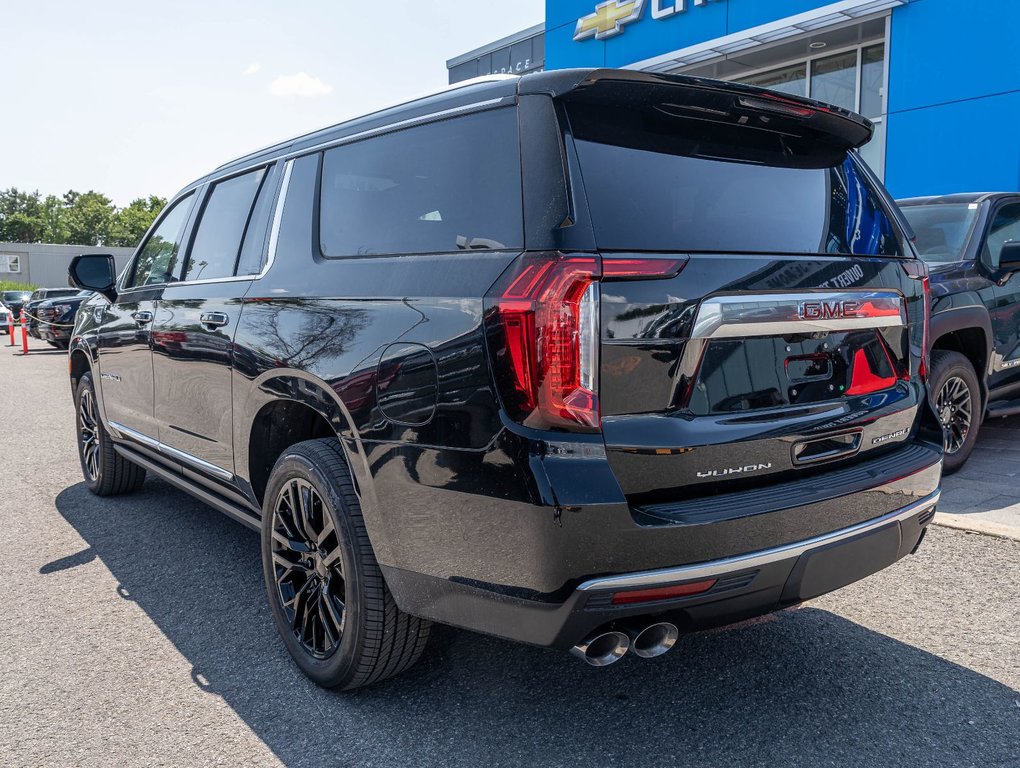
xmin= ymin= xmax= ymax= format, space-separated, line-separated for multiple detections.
xmin=742 ymin=64 xmax=806 ymax=98
xmin=730 ymin=41 xmax=887 ymax=179
xmin=0 ymin=254 xmax=21 ymax=273
xmin=860 ymin=44 xmax=885 ymax=118
xmin=810 ymin=51 xmax=858 ymax=112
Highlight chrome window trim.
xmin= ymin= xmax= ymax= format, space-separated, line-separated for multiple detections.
xmin=209 ymin=97 xmax=510 ymax=190
xmin=577 ymin=489 xmax=940 ymax=592
xmin=691 ymin=290 xmax=906 ymax=339
xmin=110 ymin=421 xmax=234 ymax=481
xmin=261 ymin=158 xmax=293 ymax=280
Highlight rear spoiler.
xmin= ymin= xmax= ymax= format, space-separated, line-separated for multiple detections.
xmin=519 ymin=67 xmax=873 ymax=150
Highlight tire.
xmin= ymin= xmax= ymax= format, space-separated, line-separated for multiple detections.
xmin=75 ymin=372 xmax=147 ymax=496
xmin=261 ymin=438 xmax=431 ymax=690
xmin=929 ymin=349 xmax=981 ymax=474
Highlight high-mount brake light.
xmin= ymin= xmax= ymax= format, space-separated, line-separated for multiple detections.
xmin=487 ymin=254 xmax=601 ymax=431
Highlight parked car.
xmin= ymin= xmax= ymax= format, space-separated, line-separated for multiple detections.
xmin=898 ymin=193 xmax=1020 ymax=472
xmin=24 ymin=287 xmax=79 ymax=339
xmin=34 ymin=290 xmax=94 ymax=349
xmin=67 ymin=69 xmax=941 ymax=690
xmin=1 ymin=290 xmax=32 ymax=322
xmin=0 ymin=301 xmax=10 ymax=334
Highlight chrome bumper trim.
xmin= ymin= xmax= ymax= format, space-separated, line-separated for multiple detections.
xmin=577 ymin=489 xmax=941 ymax=592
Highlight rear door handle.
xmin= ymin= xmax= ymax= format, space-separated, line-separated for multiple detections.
xmin=200 ymin=312 xmax=229 ymax=328
xmin=132 ymin=310 xmax=153 ymax=325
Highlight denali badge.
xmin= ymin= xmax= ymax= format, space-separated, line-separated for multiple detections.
xmin=799 ymin=300 xmax=861 ymax=320
xmin=697 ymin=463 xmax=772 ymax=478
xmin=872 ymin=427 xmax=908 ymax=445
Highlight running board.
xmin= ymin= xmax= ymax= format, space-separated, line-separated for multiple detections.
xmin=113 ymin=443 xmax=261 ymax=531
xmin=985 ymin=398 xmax=1020 ymax=420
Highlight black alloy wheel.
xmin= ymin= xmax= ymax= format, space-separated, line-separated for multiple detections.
xmin=928 ymin=349 xmax=981 ymax=474
xmin=74 ymin=371 xmax=147 ymax=495
xmin=935 ymin=375 xmax=972 ymax=455
xmin=78 ymin=385 xmax=101 ymax=483
xmin=270 ymin=478 xmax=347 ymax=659
xmin=261 ymin=438 xmax=431 ymax=689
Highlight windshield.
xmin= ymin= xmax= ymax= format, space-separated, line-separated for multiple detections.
xmin=2 ymin=291 xmax=30 ymax=303
xmin=900 ymin=203 xmax=980 ymax=263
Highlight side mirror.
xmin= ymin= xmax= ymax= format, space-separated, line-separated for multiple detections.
xmin=998 ymin=241 xmax=1020 ymax=277
xmin=69 ymin=254 xmax=117 ymax=301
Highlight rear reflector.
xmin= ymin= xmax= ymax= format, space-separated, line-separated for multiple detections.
xmin=611 ymin=579 xmax=717 ymax=605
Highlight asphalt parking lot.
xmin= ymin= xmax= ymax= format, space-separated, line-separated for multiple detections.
xmin=1 ymin=342 xmax=1018 ymax=768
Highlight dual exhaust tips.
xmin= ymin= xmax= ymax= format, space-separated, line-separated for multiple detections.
xmin=570 ymin=622 xmax=679 ymax=667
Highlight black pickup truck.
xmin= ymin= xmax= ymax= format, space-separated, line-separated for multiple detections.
xmin=899 ymin=193 xmax=1020 ymax=472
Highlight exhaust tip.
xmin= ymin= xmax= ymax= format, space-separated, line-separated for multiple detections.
xmin=631 ymin=622 xmax=679 ymax=658
xmin=571 ymin=630 xmax=630 ymax=667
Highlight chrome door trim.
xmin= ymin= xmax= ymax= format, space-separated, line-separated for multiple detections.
xmin=110 ymin=421 xmax=234 ymax=481
xmin=691 ymin=291 xmax=906 ymax=339
xmin=577 ymin=489 xmax=940 ymax=592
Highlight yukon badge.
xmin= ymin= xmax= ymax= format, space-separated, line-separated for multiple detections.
xmin=697 ymin=463 xmax=772 ymax=479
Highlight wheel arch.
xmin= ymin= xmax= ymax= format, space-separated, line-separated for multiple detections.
xmin=929 ymin=307 xmax=993 ymax=409
xmin=237 ymin=370 xmax=381 ymax=544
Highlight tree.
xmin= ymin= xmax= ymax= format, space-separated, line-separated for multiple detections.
xmin=0 ymin=188 xmax=44 ymax=242
xmin=62 ymin=190 xmax=115 ymax=246
xmin=40 ymin=195 xmax=68 ymax=244
xmin=108 ymin=195 xmax=166 ymax=247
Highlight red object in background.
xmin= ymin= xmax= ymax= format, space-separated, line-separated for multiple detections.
xmin=7 ymin=313 xmax=14 ymax=345
xmin=846 ymin=346 xmax=898 ymax=396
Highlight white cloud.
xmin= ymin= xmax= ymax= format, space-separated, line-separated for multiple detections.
xmin=268 ymin=72 xmax=333 ymax=98
xmin=242 ymin=62 xmax=261 ymax=76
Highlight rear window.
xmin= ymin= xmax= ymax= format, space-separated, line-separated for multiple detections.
xmin=568 ymin=102 xmax=902 ymax=256
xmin=319 ymin=108 xmax=522 ymax=257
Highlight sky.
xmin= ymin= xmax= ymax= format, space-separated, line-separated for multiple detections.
xmin=0 ymin=0 xmax=544 ymax=207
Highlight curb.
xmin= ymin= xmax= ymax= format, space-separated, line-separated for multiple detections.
xmin=933 ymin=513 xmax=1020 ymax=542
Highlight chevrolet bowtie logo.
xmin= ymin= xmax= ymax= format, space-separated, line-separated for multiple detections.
xmin=574 ymin=0 xmax=645 ymax=41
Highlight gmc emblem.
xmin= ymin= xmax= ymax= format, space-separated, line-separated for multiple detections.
xmin=799 ymin=300 xmax=861 ymax=320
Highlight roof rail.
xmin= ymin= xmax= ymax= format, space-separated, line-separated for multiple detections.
xmin=214 ymin=73 xmax=520 ymax=172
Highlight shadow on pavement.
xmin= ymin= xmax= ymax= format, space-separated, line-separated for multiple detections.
xmin=51 ymin=480 xmax=1019 ymax=768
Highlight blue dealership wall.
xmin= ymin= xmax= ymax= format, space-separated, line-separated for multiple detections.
xmin=885 ymin=0 xmax=1020 ymax=198
xmin=546 ymin=0 xmax=1020 ymax=198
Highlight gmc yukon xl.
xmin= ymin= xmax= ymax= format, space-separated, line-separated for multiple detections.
xmin=67 ymin=69 xmax=941 ymax=689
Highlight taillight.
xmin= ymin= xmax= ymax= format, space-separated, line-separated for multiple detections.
xmin=486 ymin=254 xmax=601 ymax=431
xmin=919 ymin=275 xmax=931 ymax=381
xmin=902 ymin=260 xmax=931 ymax=381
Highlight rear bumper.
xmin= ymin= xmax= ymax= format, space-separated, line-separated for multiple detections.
xmin=383 ymin=489 xmax=939 ymax=649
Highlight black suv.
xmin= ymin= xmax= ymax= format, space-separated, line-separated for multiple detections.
xmin=68 ymin=69 xmax=941 ymax=689
xmin=898 ymin=193 xmax=1020 ymax=471
xmin=1 ymin=290 xmax=32 ymax=323
xmin=35 ymin=290 xmax=94 ymax=348
xmin=25 ymin=287 xmax=79 ymax=339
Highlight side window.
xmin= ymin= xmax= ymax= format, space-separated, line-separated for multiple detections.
xmin=985 ymin=203 xmax=1020 ymax=268
xmin=183 ymin=168 xmax=266 ymax=281
xmin=319 ymin=108 xmax=522 ymax=257
xmin=128 ymin=194 xmax=194 ymax=288
xmin=236 ymin=164 xmax=279 ymax=275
